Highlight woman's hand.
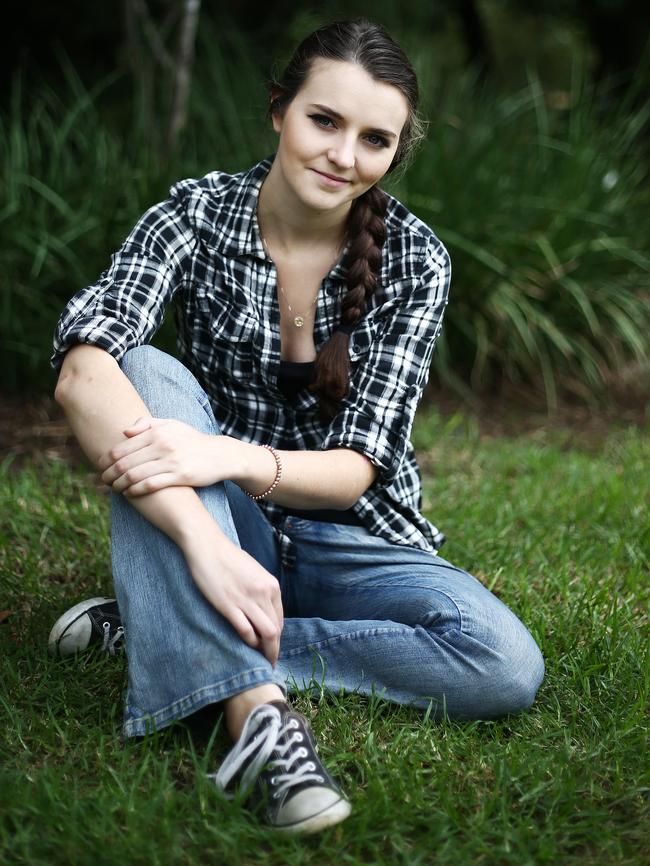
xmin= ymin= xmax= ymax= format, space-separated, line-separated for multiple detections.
xmin=97 ymin=417 xmax=245 ymax=497
xmin=183 ymin=524 xmax=284 ymax=666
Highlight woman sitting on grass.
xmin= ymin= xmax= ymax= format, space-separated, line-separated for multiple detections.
xmin=49 ymin=18 xmax=544 ymax=835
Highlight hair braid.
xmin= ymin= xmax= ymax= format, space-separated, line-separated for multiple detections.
xmin=309 ymin=185 xmax=389 ymax=422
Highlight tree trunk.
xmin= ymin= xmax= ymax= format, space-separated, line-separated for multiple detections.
xmin=457 ymin=0 xmax=492 ymax=78
xmin=165 ymin=0 xmax=202 ymax=158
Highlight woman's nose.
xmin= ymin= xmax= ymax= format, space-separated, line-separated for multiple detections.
xmin=327 ymin=140 xmax=355 ymax=170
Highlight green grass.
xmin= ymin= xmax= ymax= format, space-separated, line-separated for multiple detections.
xmin=1 ymin=411 xmax=649 ymax=865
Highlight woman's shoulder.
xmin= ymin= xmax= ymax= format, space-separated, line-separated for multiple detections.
xmin=382 ymin=190 xmax=450 ymax=277
xmin=169 ymin=160 xmax=264 ymax=205
xmin=160 ymin=157 xmax=272 ymax=251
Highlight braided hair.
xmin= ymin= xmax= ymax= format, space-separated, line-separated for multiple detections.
xmin=267 ymin=18 xmax=426 ymax=422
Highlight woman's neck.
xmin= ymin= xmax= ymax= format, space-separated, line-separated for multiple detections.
xmin=256 ymin=159 xmax=350 ymax=254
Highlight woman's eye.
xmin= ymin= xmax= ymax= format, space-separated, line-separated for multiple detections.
xmin=366 ymin=134 xmax=390 ymax=149
xmin=309 ymin=114 xmax=335 ymax=128
xmin=308 ymin=114 xmax=389 ymax=148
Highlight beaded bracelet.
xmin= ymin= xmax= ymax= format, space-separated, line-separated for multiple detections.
xmin=243 ymin=444 xmax=283 ymax=501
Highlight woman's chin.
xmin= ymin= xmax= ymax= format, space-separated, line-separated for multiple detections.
xmin=296 ymin=182 xmax=356 ymax=213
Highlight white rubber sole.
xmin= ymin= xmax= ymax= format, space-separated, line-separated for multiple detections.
xmin=48 ymin=597 xmax=115 ymax=657
xmin=274 ymin=796 xmax=352 ymax=834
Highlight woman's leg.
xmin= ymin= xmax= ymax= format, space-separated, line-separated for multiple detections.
xmin=109 ymin=345 xmax=543 ymax=732
xmin=275 ymin=519 xmax=545 ymax=720
xmin=111 ymin=345 xmax=286 ymax=739
xmin=64 ymin=345 xmax=353 ymax=832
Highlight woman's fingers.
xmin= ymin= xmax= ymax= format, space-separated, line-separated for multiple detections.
xmin=227 ymin=608 xmax=262 ymax=652
xmin=123 ymin=417 xmax=152 ymax=436
xmin=102 ymin=447 xmax=160 ymax=487
xmin=240 ymin=602 xmax=281 ymax=666
xmin=226 ymin=603 xmax=280 ymax=667
xmin=122 ymin=472 xmax=179 ymax=497
xmin=271 ymin=588 xmax=285 ymax=634
xmin=98 ymin=431 xmax=154 ymax=472
xmin=183 ymin=538 xmax=284 ymax=668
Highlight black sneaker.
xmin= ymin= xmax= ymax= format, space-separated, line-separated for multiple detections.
xmin=48 ymin=597 xmax=124 ymax=657
xmin=209 ymin=701 xmax=351 ymax=834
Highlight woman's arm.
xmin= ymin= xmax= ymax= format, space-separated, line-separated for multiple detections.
xmin=54 ymin=344 xmax=284 ymax=664
xmin=235 ymin=444 xmax=378 ymax=509
xmin=96 ymin=398 xmax=378 ymax=508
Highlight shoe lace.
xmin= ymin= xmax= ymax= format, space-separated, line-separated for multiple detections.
xmin=209 ymin=707 xmax=325 ymax=800
xmin=102 ymin=621 xmax=124 ymax=655
xmin=265 ymin=718 xmax=326 ymax=800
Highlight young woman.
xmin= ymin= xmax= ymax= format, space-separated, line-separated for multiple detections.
xmin=49 ymin=19 xmax=545 ymax=835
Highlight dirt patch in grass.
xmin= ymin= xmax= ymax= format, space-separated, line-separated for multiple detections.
xmin=424 ymin=379 xmax=649 ymax=450
xmin=0 ymin=393 xmax=86 ymax=469
xmin=1 ymin=385 xmax=648 ymax=470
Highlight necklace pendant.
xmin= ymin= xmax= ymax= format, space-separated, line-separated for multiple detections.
xmin=294 ymin=316 xmax=305 ymax=328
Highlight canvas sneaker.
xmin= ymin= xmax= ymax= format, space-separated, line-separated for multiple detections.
xmin=48 ymin=597 xmax=124 ymax=657
xmin=209 ymin=700 xmax=351 ymax=834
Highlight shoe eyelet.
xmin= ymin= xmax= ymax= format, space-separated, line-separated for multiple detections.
xmin=103 ymin=622 xmax=110 ymax=630
xmin=307 ymin=762 xmax=316 ymax=771
xmin=270 ymin=776 xmax=278 ymax=786
xmin=299 ymin=748 xmax=308 ymax=758
xmin=295 ymin=733 xmax=303 ymax=742
xmin=290 ymin=719 xmax=299 ymax=729
xmin=317 ymin=776 xmax=325 ymax=783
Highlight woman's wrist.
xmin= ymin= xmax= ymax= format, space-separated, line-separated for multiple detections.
xmin=231 ymin=440 xmax=280 ymax=499
xmin=241 ymin=445 xmax=282 ymax=501
xmin=176 ymin=504 xmax=239 ymax=559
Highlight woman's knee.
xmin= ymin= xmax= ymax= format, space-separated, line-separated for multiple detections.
xmin=119 ymin=345 xmax=216 ymax=427
xmin=488 ymin=635 xmax=545 ymax=717
xmin=120 ymin=345 xmax=204 ymax=401
xmin=120 ymin=345 xmax=189 ymax=387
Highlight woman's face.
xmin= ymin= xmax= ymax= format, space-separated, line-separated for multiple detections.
xmin=271 ymin=58 xmax=410 ymax=213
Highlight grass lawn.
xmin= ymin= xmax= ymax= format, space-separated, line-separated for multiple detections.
xmin=1 ymin=409 xmax=648 ymax=865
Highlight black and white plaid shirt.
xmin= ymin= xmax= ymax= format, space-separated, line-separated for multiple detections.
xmin=51 ymin=155 xmax=451 ymax=569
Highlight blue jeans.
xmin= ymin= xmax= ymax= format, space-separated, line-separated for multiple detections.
xmin=111 ymin=346 xmax=545 ymax=738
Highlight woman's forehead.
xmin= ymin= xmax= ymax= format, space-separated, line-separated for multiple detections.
xmin=296 ymin=58 xmax=409 ymax=131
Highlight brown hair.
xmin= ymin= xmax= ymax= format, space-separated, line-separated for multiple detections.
xmin=268 ymin=18 xmax=426 ymax=421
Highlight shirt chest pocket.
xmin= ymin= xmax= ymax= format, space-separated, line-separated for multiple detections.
xmin=348 ymin=316 xmax=385 ymax=363
xmin=194 ymin=283 xmax=260 ymax=383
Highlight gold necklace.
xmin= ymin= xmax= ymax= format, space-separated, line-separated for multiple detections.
xmin=261 ymin=233 xmax=338 ymax=329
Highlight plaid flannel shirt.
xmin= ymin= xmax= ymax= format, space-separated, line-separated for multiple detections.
xmin=51 ymin=154 xmax=451 ymax=568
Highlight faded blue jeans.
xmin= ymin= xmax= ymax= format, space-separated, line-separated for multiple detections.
xmin=111 ymin=346 xmax=545 ymax=738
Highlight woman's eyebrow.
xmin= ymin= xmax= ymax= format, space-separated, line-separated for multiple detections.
xmin=309 ymin=103 xmax=398 ymax=139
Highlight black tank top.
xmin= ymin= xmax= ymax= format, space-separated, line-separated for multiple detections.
xmin=277 ymin=360 xmax=365 ymax=527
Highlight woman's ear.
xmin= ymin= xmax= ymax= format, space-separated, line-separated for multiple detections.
xmin=271 ymin=110 xmax=283 ymax=135
xmin=269 ymin=88 xmax=285 ymax=134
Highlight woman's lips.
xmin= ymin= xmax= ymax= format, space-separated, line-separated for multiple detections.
xmin=311 ymin=168 xmax=352 ymax=188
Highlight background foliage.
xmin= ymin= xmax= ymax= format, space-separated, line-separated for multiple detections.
xmin=1 ymin=1 xmax=649 ymax=405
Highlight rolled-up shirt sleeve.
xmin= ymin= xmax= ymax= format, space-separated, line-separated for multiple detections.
xmin=50 ymin=193 xmax=196 ymax=374
xmin=319 ymin=234 xmax=451 ymax=486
